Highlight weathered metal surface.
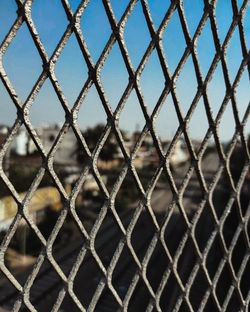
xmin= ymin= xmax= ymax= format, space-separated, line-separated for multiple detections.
xmin=0 ymin=0 xmax=249 ymax=311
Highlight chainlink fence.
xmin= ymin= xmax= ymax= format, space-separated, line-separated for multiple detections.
xmin=0 ymin=0 xmax=250 ymax=311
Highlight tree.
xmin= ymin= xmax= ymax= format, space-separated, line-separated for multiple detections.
xmin=77 ymin=124 xmax=120 ymax=163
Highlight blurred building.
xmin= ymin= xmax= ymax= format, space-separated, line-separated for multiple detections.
xmin=40 ymin=125 xmax=78 ymax=165
xmin=10 ymin=128 xmax=36 ymax=156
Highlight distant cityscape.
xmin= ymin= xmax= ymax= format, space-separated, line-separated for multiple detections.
xmin=0 ymin=122 xmax=201 ymax=264
xmin=0 ymin=122 xmax=248 ymax=309
xmin=0 ymin=122 xmax=195 ymax=169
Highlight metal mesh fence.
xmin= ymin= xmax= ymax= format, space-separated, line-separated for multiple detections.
xmin=0 ymin=0 xmax=249 ymax=311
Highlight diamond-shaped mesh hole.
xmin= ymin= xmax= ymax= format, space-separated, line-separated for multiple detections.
xmin=13 ymin=223 xmax=41 ymax=259
xmin=4 ymin=219 xmax=42 ymax=284
xmin=205 ymin=234 xmax=224 ymax=280
xmin=82 ymin=123 xmax=106 ymax=154
xmin=215 ymin=264 xmax=233 ymax=307
xmin=226 ymin=28 xmax=244 ymax=82
xmin=75 ymin=174 xmax=106 ymax=234
xmin=72 ymin=254 xmax=103 ymax=308
xmin=53 ymin=127 xmax=82 ymax=187
xmin=101 ymin=42 xmax=128 ymax=111
xmin=176 ymin=236 xmax=196 ymax=285
xmin=76 ymin=174 xmax=105 ymax=214
xmin=145 ymin=240 xmax=169 ymax=293
xmin=189 ymin=266 xmax=210 ymax=311
xmin=97 ymin=131 xmax=125 ymax=186
xmin=36 ymin=202 xmax=60 ymax=241
xmin=128 ymin=276 xmax=151 ymax=310
xmin=207 ymin=61 xmax=226 ymax=117
xmin=94 ymin=212 xmax=123 ymax=269
xmin=78 ymin=84 xmax=107 ymax=132
xmin=29 ymin=258 xmax=63 ymax=311
xmin=188 ymin=99 xmax=210 ymax=146
xmin=2 ymin=22 xmax=42 ymax=102
xmin=115 ymin=172 xmax=141 ymax=228
xmin=52 ymin=213 xmax=86 ymax=277
xmin=134 ymin=133 xmax=160 ymax=190
xmin=32 ymin=0 xmax=68 ymax=57
xmin=159 ymin=272 xmax=182 ymax=311
xmin=140 ymin=49 xmax=165 ymax=114
xmin=163 ymin=211 xmax=188 ymax=258
xmin=194 ymin=203 xmax=215 ymax=253
xmin=123 ymin=1 xmax=151 ymax=69
xmin=30 ymin=79 xmax=65 ymax=141
xmin=155 ymin=96 xmax=179 ymax=149
xmin=212 ymin=168 xmax=232 ymax=219
xmin=80 ymin=0 xmax=112 ymax=63
xmin=183 ymin=0 xmax=204 ymax=38
xmin=200 ymin=138 xmax=220 ymax=185
xmin=175 ymin=55 xmax=198 ymax=116
xmin=229 ymin=140 xmax=246 ymax=186
xmin=130 ymin=211 xmax=157 ymax=262
xmin=215 ymin=1 xmax=234 ymax=43
xmin=24 ymin=172 xmax=61 ymax=242
xmin=55 ymin=33 xmax=88 ymax=107
xmin=183 ymin=171 xmax=204 ymax=217
xmin=150 ymin=173 xmax=173 ymax=217
xmin=218 ymin=101 xmax=236 ymax=146
xmin=222 ymin=202 xmax=240 ymax=249
xmin=111 ymin=244 xmax=138 ymax=300
xmin=162 ymin=7 xmax=186 ymax=74
xmin=196 ymin=20 xmax=216 ymax=77
xmin=169 ymin=135 xmax=191 ymax=187
xmin=231 ymin=230 xmax=247 ymax=275
xmin=118 ymin=89 xmax=145 ymax=138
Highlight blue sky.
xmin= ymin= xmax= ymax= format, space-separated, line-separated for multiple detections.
xmin=0 ymin=0 xmax=249 ymax=142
